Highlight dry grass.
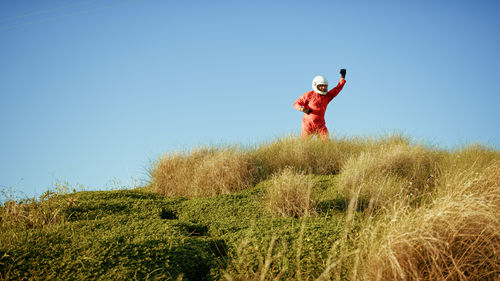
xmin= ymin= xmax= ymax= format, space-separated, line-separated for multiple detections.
xmin=222 ymin=237 xmax=285 ymax=281
xmin=150 ymin=146 xmax=256 ymax=197
xmin=443 ymin=144 xmax=500 ymax=174
xmin=149 ymin=135 xmax=500 ymax=280
xmin=359 ymin=154 xmax=500 ymax=281
xmin=264 ymin=168 xmax=317 ymax=218
xmin=338 ymin=142 xmax=440 ymax=211
xmin=150 ymin=134 xmax=414 ymax=198
xmin=251 ymin=136 xmax=365 ymax=177
xmin=0 ymin=183 xmax=76 ymax=229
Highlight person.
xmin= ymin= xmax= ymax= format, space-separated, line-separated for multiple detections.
xmin=293 ymin=69 xmax=347 ymax=139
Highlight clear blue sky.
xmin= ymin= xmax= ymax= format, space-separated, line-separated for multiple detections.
xmin=1 ymin=0 xmax=499 ymax=198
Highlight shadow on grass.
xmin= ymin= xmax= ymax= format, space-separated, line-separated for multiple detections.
xmin=159 ymin=208 xmax=178 ymax=220
xmin=175 ymin=222 xmax=210 ymax=237
xmin=66 ymin=203 xmax=127 ymax=221
xmin=317 ymin=198 xmax=370 ymax=213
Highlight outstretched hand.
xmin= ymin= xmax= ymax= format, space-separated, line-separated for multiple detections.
xmin=340 ymin=69 xmax=346 ymax=78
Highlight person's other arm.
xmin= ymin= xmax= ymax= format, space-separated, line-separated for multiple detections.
xmin=293 ymin=92 xmax=312 ymax=114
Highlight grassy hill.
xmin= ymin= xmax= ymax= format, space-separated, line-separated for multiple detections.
xmin=1 ymin=135 xmax=499 ymax=280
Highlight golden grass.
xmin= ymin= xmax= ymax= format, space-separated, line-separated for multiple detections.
xmin=338 ymin=142 xmax=440 ymax=211
xmin=264 ymin=168 xmax=317 ymax=217
xmin=360 ymin=157 xmax=500 ymax=281
xmin=150 ymin=134 xmax=414 ymax=198
xmin=0 ymin=183 xmax=76 ymax=229
xmin=250 ymin=136 xmax=365 ymax=176
xmin=150 ymin=146 xmax=256 ymax=197
xmin=222 ymin=237 xmax=284 ymax=281
xmin=149 ymin=134 xmax=500 ymax=280
xmin=3 ymin=134 xmax=498 ymax=280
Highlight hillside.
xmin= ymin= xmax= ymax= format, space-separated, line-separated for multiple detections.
xmin=1 ymin=135 xmax=499 ymax=280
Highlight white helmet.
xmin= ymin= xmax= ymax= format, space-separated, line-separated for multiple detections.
xmin=312 ymin=75 xmax=328 ymax=95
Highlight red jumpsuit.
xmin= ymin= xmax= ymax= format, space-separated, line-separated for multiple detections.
xmin=293 ymin=78 xmax=346 ymax=139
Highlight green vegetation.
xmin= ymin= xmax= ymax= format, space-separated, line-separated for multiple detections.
xmin=1 ymin=135 xmax=499 ymax=280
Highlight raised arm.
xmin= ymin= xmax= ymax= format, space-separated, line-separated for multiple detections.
xmin=327 ymin=69 xmax=347 ymax=102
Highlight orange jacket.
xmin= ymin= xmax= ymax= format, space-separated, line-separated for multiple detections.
xmin=293 ymin=78 xmax=346 ymax=128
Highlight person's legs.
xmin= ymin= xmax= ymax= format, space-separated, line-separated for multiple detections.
xmin=301 ymin=122 xmax=314 ymax=139
xmin=318 ymin=125 xmax=330 ymax=140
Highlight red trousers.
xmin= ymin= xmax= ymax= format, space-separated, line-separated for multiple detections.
xmin=301 ymin=122 xmax=329 ymax=139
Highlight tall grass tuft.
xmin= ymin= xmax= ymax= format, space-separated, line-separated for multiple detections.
xmin=251 ymin=135 xmax=367 ymax=178
xmin=338 ymin=142 xmax=440 ymax=211
xmin=363 ymin=188 xmax=499 ymax=280
xmin=0 ymin=183 xmax=76 ymax=229
xmin=223 ymin=237 xmax=284 ymax=281
xmin=264 ymin=168 xmax=317 ymax=217
xmin=360 ymin=151 xmax=500 ymax=281
xmin=443 ymin=143 xmax=500 ymax=174
xmin=150 ymin=146 xmax=256 ymax=197
xmin=150 ymin=135 xmax=375 ymax=198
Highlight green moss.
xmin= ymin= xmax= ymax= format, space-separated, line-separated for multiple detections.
xmin=1 ymin=190 xmax=226 ymax=280
xmin=0 ymin=178 xmax=350 ymax=280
